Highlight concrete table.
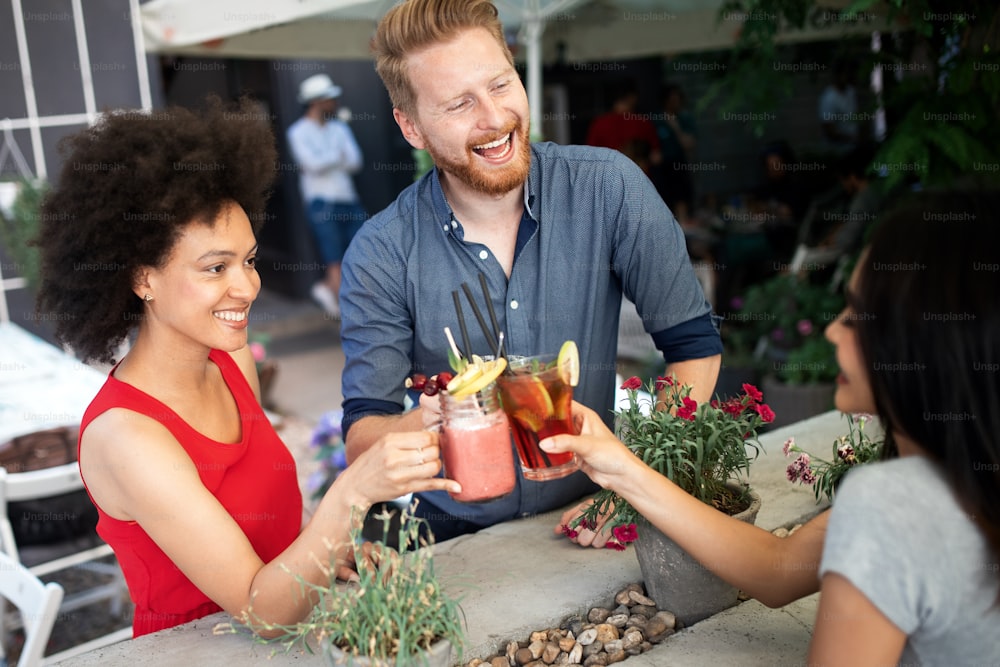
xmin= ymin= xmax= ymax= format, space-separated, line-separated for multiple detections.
xmin=55 ymin=411 xmax=849 ymax=666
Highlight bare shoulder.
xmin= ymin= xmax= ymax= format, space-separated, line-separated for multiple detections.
xmin=79 ymin=407 xmax=201 ymax=521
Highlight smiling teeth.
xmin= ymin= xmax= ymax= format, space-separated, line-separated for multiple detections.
xmin=474 ymin=134 xmax=510 ymax=150
xmin=214 ymin=311 xmax=246 ymax=322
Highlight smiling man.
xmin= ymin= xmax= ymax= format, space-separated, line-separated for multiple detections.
xmin=339 ymin=0 xmax=723 ymax=543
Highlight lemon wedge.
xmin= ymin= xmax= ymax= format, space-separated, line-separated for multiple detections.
xmin=557 ymin=340 xmax=580 ymax=387
xmin=447 ymin=358 xmax=507 ymax=399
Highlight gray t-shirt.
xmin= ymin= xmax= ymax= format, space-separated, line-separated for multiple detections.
xmin=820 ymin=456 xmax=1000 ymax=666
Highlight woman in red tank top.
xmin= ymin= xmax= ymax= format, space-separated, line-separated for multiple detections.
xmin=34 ymin=99 xmax=460 ymax=638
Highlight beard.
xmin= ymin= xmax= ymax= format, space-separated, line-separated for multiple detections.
xmin=425 ymin=119 xmax=531 ymax=197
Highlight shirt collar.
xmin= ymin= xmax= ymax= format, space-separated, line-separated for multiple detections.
xmin=428 ymin=144 xmax=540 ymax=235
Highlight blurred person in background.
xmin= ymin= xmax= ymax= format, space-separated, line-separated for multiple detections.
xmin=287 ymin=74 xmax=367 ymax=319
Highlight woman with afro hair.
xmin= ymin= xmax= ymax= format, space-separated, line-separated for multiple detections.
xmin=35 ymin=98 xmax=460 ymax=638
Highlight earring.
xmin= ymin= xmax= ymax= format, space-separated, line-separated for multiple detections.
xmin=143 ymin=294 xmax=153 ymax=302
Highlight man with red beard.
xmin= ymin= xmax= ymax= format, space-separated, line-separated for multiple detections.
xmin=339 ymin=0 xmax=722 ymax=543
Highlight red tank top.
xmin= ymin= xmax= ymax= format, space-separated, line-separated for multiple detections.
xmin=79 ymin=349 xmax=302 ymax=637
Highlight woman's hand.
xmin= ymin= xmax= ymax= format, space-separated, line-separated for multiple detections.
xmin=541 ymin=402 xmax=636 ymax=490
xmin=334 ymin=430 xmax=460 ymax=508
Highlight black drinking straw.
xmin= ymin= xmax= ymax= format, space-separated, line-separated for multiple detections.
xmin=461 ymin=282 xmax=498 ymax=356
xmin=452 ymin=291 xmax=472 ymax=360
xmin=478 ymin=272 xmax=503 ymax=358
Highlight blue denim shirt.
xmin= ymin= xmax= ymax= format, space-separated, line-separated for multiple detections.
xmin=340 ymin=142 xmax=721 ymax=527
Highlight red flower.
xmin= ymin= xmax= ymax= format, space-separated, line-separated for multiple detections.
xmin=560 ymin=524 xmax=579 ymax=539
xmin=754 ymin=403 xmax=775 ymax=423
xmin=742 ymin=383 xmax=763 ymax=403
xmin=621 ymin=376 xmax=643 ymax=391
xmin=612 ymin=523 xmax=638 ymax=544
xmin=655 ymin=375 xmax=674 ymax=391
xmin=605 ymin=540 xmax=627 ymax=551
xmin=677 ymin=397 xmax=698 ymax=421
xmin=721 ymin=399 xmax=744 ymax=417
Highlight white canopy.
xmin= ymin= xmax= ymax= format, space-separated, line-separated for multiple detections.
xmin=140 ymin=0 xmax=894 ymax=132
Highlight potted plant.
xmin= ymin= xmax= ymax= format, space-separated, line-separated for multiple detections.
xmin=784 ymin=412 xmax=885 ymax=503
xmin=565 ymin=376 xmax=774 ymax=625
xmin=216 ymin=503 xmax=464 ymax=666
xmin=732 ymin=273 xmax=843 ymax=427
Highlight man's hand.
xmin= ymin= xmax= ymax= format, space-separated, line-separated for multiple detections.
xmin=555 ymin=498 xmax=615 ymax=549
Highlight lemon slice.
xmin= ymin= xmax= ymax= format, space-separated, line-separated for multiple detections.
xmin=557 ymin=340 xmax=580 ymax=387
xmin=448 ymin=358 xmax=507 ymax=399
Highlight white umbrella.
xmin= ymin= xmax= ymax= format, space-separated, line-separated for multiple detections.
xmin=140 ymin=0 xmax=890 ymax=128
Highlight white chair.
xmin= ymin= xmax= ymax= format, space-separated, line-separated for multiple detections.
xmin=0 ymin=550 xmax=63 ymax=667
xmin=0 ymin=464 xmax=131 ymax=662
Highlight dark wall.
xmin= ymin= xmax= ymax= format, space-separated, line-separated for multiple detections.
xmin=161 ymin=56 xmax=416 ymax=298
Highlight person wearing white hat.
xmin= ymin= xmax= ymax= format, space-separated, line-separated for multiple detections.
xmin=286 ymin=73 xmax=367 ymax=319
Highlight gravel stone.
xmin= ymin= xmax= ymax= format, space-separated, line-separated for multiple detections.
xmin=587 ymin=608 xmax=611 ymax=624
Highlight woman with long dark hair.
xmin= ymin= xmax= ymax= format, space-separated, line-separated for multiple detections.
xmin=544 ymin=190 xmax=1000 ymax=664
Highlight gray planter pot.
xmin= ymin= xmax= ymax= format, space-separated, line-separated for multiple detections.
xmin=634 ymin=486 xmax=762 ymax=627
xmin=323 ymin=639 xmax=453 ymax=667
xmin=761 ymin=376 xmax=835 ymax=429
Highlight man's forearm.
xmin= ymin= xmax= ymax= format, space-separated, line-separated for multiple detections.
xmin=662 ymin=354 xmax=721 ymax=405
xmin=344 ymin=409 xmax=426 ymax=464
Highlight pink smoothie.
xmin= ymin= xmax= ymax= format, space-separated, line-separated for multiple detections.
xmin=441 ymin=417 xmax=516 ymax=503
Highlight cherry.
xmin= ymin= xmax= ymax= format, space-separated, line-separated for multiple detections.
xmin=406 ymin=373 xmax=428 ymax=391
xmin=436 ymin=371 xmax=454 ymax=390
xmin=422 ymin=377 xmax=440 ymax=396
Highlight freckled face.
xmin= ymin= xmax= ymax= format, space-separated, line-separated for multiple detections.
xmin=141 ymin=202 xmax=260 ymax=353
xmin=393 ymin=28 xmax=531 ymax=196
xmin=825 ymin=264 xmax=877 ymax=415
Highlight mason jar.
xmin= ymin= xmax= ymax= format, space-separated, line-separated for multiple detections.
xmin=438 ymin=382 xmax=516 ymax=503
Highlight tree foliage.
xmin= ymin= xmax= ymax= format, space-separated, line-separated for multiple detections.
xmin=704 ymin=0 xmax=1000 ymax=189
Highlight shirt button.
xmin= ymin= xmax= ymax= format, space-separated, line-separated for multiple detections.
xmin=442 ymin=224 xmax=449 ymax=232
xmin=510 ymin=300 xmax=519 ymax=310
xmin=478 ymin=250 xmax=488 ymax=260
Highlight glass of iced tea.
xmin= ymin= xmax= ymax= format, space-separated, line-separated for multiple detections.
xmin=496 ymin=354 xmax=580 ymax=481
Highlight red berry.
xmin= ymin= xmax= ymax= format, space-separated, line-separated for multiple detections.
xmin=406 ymin=373 xmax=427 ymax=391
xmin=422 ymin=378 xmax=440 ymax=396
xmin=436 ymin=371 xmax=454 ymax=390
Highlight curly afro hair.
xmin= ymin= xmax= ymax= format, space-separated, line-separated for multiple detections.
xmin=35 ymin=96 xmax=276 ymax=364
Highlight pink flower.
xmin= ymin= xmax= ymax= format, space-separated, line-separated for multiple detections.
xmin=797 ymin=319 xmax=814 ymax=336
xmin=837 ymin=444 xmax=857 ymax=465
xmin=742 ymin=383 xmax=763 ymax=403
xmin=782 ymin=437 xmax=795 ymax=457
xmin=612 ymin=523 xmax=638 ymax=544
xmin=560 ymin=524 xmax=579 ymax=539
xmin=249 ymin=341 xmax=267 ymax=363
xmin=677 ymin=397 xmax=698 ymax=421
xmin=801 ymin=468 xmax=817 ymax=485
xmin=786 ymin=453 xmax=811 ymax=482
xmin=621 ymin=376 xmax=642 ymax=391
xmin=754 ymin=403 xmax=775 ymax=423
xmin=605 ymin=540 xmax=627 ymax=551
xmin=771 ymin=328 xmax=785 ymax=342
